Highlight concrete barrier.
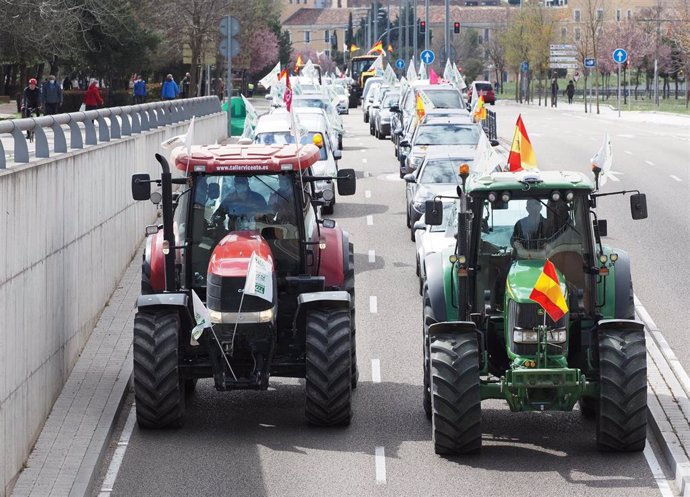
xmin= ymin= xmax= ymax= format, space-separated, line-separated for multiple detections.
xmin=0 ymin=112 xmax=226 ymax=496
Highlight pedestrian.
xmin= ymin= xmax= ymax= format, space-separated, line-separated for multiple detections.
xmin=161 ymin=74 xmax=179 ymax=100
xmin=21 ymin=78 xmax=42 ymax=138
xmin=550 ymin=77 xmax=559 ymax=108
xmin=566 ymin=80 xmax=575 ymax=104
xmin=180 ymin=72 xmax=191 ymax=98
xmin=42 ymin=75 xmax=63 ymax=115
xmin=216 ymin=77 xmax=225 ymax=101
xmin=133 ymin=75 xmax=147 ymax=104
xmin=62 ymin=76 xmax=71 ymax=92
xmin=83 ymin=79 xmax=104 ymax=111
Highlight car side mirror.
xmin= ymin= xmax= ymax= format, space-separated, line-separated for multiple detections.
xmin=630 ymin=193 xmax=648 ymax=220
xmin=337 ymin=168 xmax=356 ymax=196
xmin=413 ymin=220 xmax=426 ymax=231
xmin=333 ymin=149 xmax=342 ymax=161
xmin=424 ymin=200 xmax=444 ymax=226
xmin=131 ymin=173 xmax=151 ymax=200
xmin=403 ymin=173 xmax=416 ymax=183
xmin=490 ymin=139 xmax=500 ymax=147
xmin=390 ymin=104 xmax=400 ymax=113
xmin=399 ymin=139 xmax=410 ymax=148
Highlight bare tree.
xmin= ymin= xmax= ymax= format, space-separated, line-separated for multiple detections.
xmin=503 ymin=8 xmax=531 ymax=103
xmin=577 ymin=0 xmax=605 ymax=113
xmin=485 ymin=28 xmax=507 ymax=94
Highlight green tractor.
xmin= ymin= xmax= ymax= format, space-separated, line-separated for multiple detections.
xmin=421 ymin=167 xmax=649 ymax=455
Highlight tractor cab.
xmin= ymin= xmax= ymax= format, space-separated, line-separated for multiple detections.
xmin=422 ymin=167 xmax=649 ymax=455
xmin=130 ymin=144 xmax=358 ymax=429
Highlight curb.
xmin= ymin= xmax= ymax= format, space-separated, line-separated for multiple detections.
xmin=636 ymin=297 xmax=690 ymax=496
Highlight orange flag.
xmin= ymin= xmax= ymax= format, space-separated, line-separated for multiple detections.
xmin=368 ymin=41 xmax=384 ymax=54
xmin=350 ymin=44 xmax=360 ymax=53
xmin=507 ymin=114 xmax=537 ymax=172
xmin=387 ymin=43 xmax=394 ymax=53
xmin=416 ymin=93 xmax=425 ymax=119
xmin=295 ymin=55 xmax=304 ymax=73
xmin=529 ymin=259 xmax=569 ymax=322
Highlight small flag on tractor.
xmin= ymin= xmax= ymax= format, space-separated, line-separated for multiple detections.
xmin=416 ymin=93 xmax=425 ymax=119
xmin=507 ymin=114 xmax=537 ymax=172
xmin=472 ymin=95 xmax=486 ymax=122
xmin=243 ymin=252 xmax=274 ymax=303
xmin=529 ymin=259 xmax=569 ymax=322
xmin=429 ymin=67 xmax=440 ymax=85
xmin=191 ymin=289 xmax=211 ymax=341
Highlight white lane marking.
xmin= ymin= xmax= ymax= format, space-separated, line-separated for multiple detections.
xmin=367 ymin=215 xmax=373 ymax=225
xmin=670 ymin=175 xmax=682 ymax=182
xmin=643 ymin=444 xmax=675 ymax=497
xmin=606 ymin=171 xmax=622 ymax=182
xmin=625 ymin=150 xmax=633 ymax=155
xmin=99 ymin=406 xmax=137 ymax=495
xmin=360 ymin=148 xmax=366 ymax=153
xmin=365 ymin=190 xmax=372 ymax=198
xmin=369 ymin=296 xmax=378 ymax=313
xmin=365 ymin=171 xmax=372 ymax=177
xmin=375 ymin=446 xmax=387 ymax=484
xmin=371 ymin=359 xmax=381 ymax=383
xmin=368 ymin=249 xmax=376 ymax=263
xmin=617 ymin=134 xmax=635 ymax=139
xmin=362 ymin=158 xmax=368 ymax=164
xmin=645 ymin=160 xmax=655 ymax=166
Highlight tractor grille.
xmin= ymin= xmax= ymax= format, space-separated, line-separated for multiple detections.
xmin=507 ymin=301 xmax=568 ymax=357
xmin=206 ymin=273 xmax=273 ymax=313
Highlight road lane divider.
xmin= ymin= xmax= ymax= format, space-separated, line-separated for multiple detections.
xmin=625 ymin=150 xmax=633 ymax=155
xmin=371 ymin=359 xmax=381 ymax=383
xmin=365 ymin=190 xmax=372 ymax=198
xmin=646 ymin=160 xmax=655 ymax=166
xmin=369 ymin=296 xmax=378 ymax=314
xmin=368 ymin=250 xmax=375 ymax=263
xmin=374 ymin=446 xmax=386 ymax=484
xmin=98 ymin=406 xmax=137 ymax=496
xmin=362 ymin=158 xmax=368 ymax=164
xmin=670 ymin=175 xmax=682 ymax=182
xmin=367 ymin=215 xmax=373 ymax=226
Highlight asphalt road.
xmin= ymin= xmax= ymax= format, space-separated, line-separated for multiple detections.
xmin=95 ymin=104 xmax=674 ymax=497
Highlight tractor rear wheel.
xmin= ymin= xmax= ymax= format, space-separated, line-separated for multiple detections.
xmin=305 ymin=308 xmax=353 ymax=426
xmin=430 ymin=331 xmax=482 ymax=455
xmin=344 ymin=242 xmax=358 ymax=389
xmin=133 ymin=310 xmax=185 ymax=428
xmin=596 ymin=327 xmax=647 ymax=452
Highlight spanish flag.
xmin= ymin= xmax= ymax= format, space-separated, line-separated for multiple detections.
xmin=473 ymin=95 xmax=486 ymax=122
xmin=278 ymin=69 xmax=288 ymax=81
xmin=387 ymin=43 xmax=394 ymax=53
xmin=416 ymin=93 xmax=425 ymax=119
xmin=295 ymin=55 xmax=304 ymax=72
xmin=529 ymin=259 xmax=569 ymax=322
xmin=368 ymin=40 xmax=384 ymax=54
xmin=350 ymin=44 xmax=360 ymax=52
xmin=507 ymin=114 xmax=537 ymax=172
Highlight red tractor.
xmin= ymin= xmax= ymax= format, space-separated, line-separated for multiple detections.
xmin=130 ymin=143 xmax=358 ymax=428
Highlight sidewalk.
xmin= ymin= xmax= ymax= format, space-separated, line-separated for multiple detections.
xmin=496 ymin=97 xmax=690 ymax=128
xmin=0 ymin=102 xmax=18 ymax=120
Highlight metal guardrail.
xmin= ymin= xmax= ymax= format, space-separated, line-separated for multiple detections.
xmin=483 ymin=109 xmax=497 ymax=142
xmin=0 ymin=96 xmax=222 ymax=170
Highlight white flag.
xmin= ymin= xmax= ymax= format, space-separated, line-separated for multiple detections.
xmin=191 ymin=289 xmax=211 ymax=340
xmin=591 ymin=132 xmax=613 ymax=187
xmin=184 ymin=116 xmax=195 ymax=155
xmin=258 ymin=61 xmax=281 ymax=90
xmin=406 ymin=58 xmax=418 ymax=83
xmin=443 ymin=58 xmax=454 ymax=84
xmin=368 ymin=55 xmax=384 ymax=76
xmin=453 ymin=63 xmax=467 ymax=90
xmin=243 ymin=252 xmax=274 ymax=303
xmin=384 ymin=64 xmax=398 ymax=86
xmin=418 ymin=61 xmax=428 ymax=80
xmin=474 ymin=130 xmax=503 ymax=174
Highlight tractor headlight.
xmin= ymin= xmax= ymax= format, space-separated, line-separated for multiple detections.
xmin=513 ymin=328 xmax=538 ymax=343
xmin=547 ymin=328 xmax=568 ymax=343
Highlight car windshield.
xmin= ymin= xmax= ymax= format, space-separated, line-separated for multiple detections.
xmin=422 ymin=89 xmax=463 ymax=108
xmin=419 ymin=158 xmax=472 ymax=184
xmin=383 ymin=93 xmax=399 ymax=107
xmin=293 ymin=98 xmax=328 ymax=109
xmin=352 ymin=58 xmax=377 ymax=80
xmin=188 ymin=173 xmax=303 ymax=284
xmin=414 ymin=124 xmax=481 ymax=146
xmin=254 ymin=132 xmax=328 ymax=160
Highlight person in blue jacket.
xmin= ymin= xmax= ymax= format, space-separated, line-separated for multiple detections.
xmin=133 ymin=75 xmax=147 ymax=104
xmin=161 ymin=74 xmax=179 ymax=100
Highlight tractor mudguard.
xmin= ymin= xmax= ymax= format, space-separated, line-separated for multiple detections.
xmin=596 ymin=319 xmax=645 ymax=335
xmin=428 ymin=321 xmax=477 ymax=338
xmin=612 ymin=250 xmax=635 ymax=319
xmin=144 ymin=231 xmax=165 ymax=292
xmin=319 ymin=226 xmax=347 ymax=288
xmin=137 ymin=292 xmax=189 ymax=309
xmin=294 ymin=291 xmax=351 ymax=329
xmin=424 ymin=252 xmax=448 ymax=323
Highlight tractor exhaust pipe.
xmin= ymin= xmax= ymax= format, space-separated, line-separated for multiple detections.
xmin=155 ymin=153 xmax=177 ymax=292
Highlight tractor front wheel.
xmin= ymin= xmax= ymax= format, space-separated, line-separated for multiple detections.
xmin=422 ymin=288 xmax=435 ymax=419
xmin=305 ymin=308 xmax=353 ymax=426
xmin=596 ymin=327 xmax=647 ymax=452
xmin=430 ymin=331 xmax=482 ymax=455
xmin=133 ymin=310 xmax=185 ymax=428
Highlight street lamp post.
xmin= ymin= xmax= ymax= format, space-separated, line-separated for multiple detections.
xmin=413 ymin=0 xmax=418 ymax=67
xmin=444 ymin=0 xmax=450 ymax=65
xmin=373 ymin=0 xmax=378 ymax=48
xmin=424 ymin=0 xmax=429 ymax=52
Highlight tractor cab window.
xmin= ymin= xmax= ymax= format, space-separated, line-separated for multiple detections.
xmin=190 ymin=173 xmax=302 ymax=285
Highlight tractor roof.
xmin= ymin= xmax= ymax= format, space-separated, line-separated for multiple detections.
xmin=467 ymin=170 xmax=595 ymax=193
xmin=171 ymin=144 xmax=321 ymax=175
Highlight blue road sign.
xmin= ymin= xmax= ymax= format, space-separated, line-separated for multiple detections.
xmin=612 ymin=48 xmax=628 ymax=64
xmin=521 ymin=60 xmax=529 ymax=72
xmin=395 ymin=58 xmax=405 ymax=70
xmin=420 ymin=50 xmax=435 ymax=65
xmin=584 ymin=58 xmax=596 ymax=68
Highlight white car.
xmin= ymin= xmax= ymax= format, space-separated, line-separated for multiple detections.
xmin=332 ymin=85 xmax=350 ymax=114
xmin=253 ymin=112 xmax=341 ymax=214
xmin=415 ymin=201 xmax=457 ymax=295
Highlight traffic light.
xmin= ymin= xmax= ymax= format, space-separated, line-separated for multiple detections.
xmin=419 ymin=21 xmax=426 ymax=34
xmin=453 ymin=22 xmax=460 ymax=34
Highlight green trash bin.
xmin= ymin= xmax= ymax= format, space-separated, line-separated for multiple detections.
xmin=227 ymin=96 xmax=246 ymax=137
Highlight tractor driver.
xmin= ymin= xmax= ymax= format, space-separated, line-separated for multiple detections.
xmin=268 ymin=175 xmax=297 ymax=224
xmin=212 ymin=176 xmax=268 ymax=232
xmin=511 ymin=198 xmax=547 ymax=251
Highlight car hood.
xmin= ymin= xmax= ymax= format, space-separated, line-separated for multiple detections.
xmin=411 ymin=144 xmax=477 ymax=156
xmin=420 ymin=231 xmax=455 ymax=255
xmin=414 ymin=184 xmax=458 ymax=202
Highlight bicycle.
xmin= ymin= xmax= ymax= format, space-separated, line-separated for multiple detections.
xmin=22 ymin=106 xmax=40 ymax=142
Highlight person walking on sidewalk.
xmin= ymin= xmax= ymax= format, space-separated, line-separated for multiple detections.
xmin=42 ymin=75 xmax=63 ymax=115
xmin=162 ymin=74 xmax=180 ymax=100
xmin=83 ymin=79 xmax=104 ymax=110
xmin=550 ymin=77 xmax=559 ymax=108
xmin=133 ymin=75 xmax=147 ymax=104
xmin=180 ymin=72 xmax=191 ymax=98
xmin=566 ymin=80 xmax=575 ymax=104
